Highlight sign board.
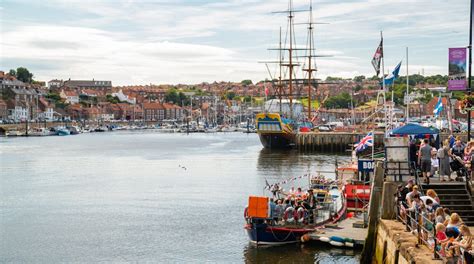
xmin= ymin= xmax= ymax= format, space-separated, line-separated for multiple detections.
xmin=358 ymin=159 xmax=374 ymax=172
xmin=448 ymin=48 xmax=467 ymax=91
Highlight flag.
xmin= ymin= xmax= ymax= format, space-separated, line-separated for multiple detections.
xmin=371 ymin=39 xmax=383 ymax=76
xmin=354 ymin=132 xmax=374 ymax=153
xmin=265 ymin=87 xmax=269 ymax=96
xmin=382 ymin=61 xmax=402 ymax=86
xmin=433 ymin=97 xmax=443 ymax=117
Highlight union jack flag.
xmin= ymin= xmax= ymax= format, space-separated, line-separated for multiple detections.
xmin=355 ymin=132 xmax=373 ymax=153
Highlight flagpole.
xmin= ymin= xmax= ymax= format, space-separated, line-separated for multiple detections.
xmin=406 ymin=47 xmax=409 ymax=124
xmin=381 ymin=31 xmax=387 ymax=137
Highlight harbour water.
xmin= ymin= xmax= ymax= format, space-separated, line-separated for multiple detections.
xmin=1 ymin=132 xmax=359 ymax=263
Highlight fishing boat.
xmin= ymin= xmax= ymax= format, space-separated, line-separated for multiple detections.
xmin=244 ymin=179 xmax=346 ymax=245
xmin=29 ymin=127 xmax=53 ymax=137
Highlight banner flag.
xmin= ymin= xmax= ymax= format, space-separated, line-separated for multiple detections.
xmin=448 ymin=48 xmax=467 ymax=90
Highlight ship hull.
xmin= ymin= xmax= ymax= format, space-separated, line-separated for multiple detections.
xmin=245 ymin=223 xmax=306 ymax=245
xmin=257 ymin=132 xmax=295 ymax=149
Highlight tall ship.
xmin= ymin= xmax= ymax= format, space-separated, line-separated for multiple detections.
xmin=256 ymin=0 xmax=321 ymax=149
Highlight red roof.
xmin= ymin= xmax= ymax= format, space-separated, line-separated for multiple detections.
xmin=143 ymin=102 xmax=164 ymax=110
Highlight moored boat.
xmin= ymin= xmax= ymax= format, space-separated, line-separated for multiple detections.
xmin=244 ymin=181 xmax=345 ymax=245
xmin=256 ymin=112 xmax=295 ymax=149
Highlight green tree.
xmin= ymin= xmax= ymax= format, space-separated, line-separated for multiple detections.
xmin=324 ymin=92 xmax=352 ymax=109
xmin=241 ymin=79 xmax=253 ymax=86
xmin=164 ymin=89 xmax=179 ymax=103
xmin=106 ymin=94 xmax=120 ymax=104
xmin=226 ymin=91 xmax=236 ymax=100
xmin=353 ymin=75 xmax=366 ymax=82
xmin=46 ymin=92 xmax=61 ymax=102
xmin=15 ymin=67 xmax=34 ymax=83
xmin=243 ymin=95 xmax=252 ymax=103
xmin=8 ymin=69 xmax=16 ymax=76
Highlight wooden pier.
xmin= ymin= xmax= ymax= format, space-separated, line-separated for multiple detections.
xmin=306 ymin=216 xmax=368 ymax=247
xmin=295 ymin=132 xmax=385 ymax=152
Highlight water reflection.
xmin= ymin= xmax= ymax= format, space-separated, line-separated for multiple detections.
xmin=243 ymin=243 xmax=360 ymax=263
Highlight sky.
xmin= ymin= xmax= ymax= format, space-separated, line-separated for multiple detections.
xmin=0 ymin=0 xmax=470 ymax=85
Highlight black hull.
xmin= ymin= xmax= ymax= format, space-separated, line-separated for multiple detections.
xmin=258 ymin=133 xmax=295 ymax=149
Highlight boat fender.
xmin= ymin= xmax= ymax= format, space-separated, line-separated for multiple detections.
xmin=297 ymin=207 xmax=305 ymax=223
xmin=344 ymin=242 xmax=354 ymax=248
xmin=329 ymin=240 xmax=344 ymax=247
xmin=319 ymin=236 xmax=330 ymax=243
xmin=301 ymin=234 xmax=310 ymax=243
xmin=330 ymin=236 xmax=345 ymax=243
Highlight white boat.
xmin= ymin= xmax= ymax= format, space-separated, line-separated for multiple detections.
xmin=29 ymin=127 xmax=53 ymax=136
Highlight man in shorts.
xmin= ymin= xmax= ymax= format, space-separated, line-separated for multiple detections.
xmin=418 ymin=139 xmax=432 ymax=184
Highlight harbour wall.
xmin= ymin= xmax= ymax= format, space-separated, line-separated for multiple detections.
xmin=296 ymin=132 xmax=464 ymax=153
xmin=373 ymin=219 xmax=443 ymax=264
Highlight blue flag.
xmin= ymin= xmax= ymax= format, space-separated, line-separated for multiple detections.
xmin=433 ymin=97 xmax=443 ymax=117
xmin=382 ymin=61 xmax=402 ymax=86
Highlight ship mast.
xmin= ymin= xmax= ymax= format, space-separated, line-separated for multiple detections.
xmin=288 ymin=0 xmax=294 ymax=119
xmin=303 ymin=2 xmax=316 ymax=121
xmin=279 ymin=27 xmax=283 ymax=114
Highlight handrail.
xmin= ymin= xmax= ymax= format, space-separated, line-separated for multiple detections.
xmin=395 ymin=201 xmax=441 ymax=260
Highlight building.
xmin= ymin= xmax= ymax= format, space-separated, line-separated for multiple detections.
xmin=0 ymin=99 xmax=8 ymax=120
xmin=60 ymin=89 xmax=79 ymax=104
xmin=111 ymin=89 xmax=136 ymax=104
xmin=47 ymin=79 xmax=63 ymax=89
xmin=37 ymin=97 xmax=54 ymax=121
xmin=63 ymin=79 xmax=112 ymax=90
xmin=143 ymin=102 xmax=165 ymax=121
xmin=164 ymin=103 xmax=183 ymax=120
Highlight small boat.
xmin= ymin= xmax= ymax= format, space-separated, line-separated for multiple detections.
xmin=94 ymin=126 xmax=108 ymax=132
xmin=244 ymin=180 xmax=346 ymax=245
xmin=66 ymin=126 xmax=80 ymax=135
xmin=56 ymin=127 xmax=70 ymax=136
xmin=29 ymin=127 xmax=53 ymax=137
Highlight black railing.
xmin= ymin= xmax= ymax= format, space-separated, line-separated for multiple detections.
xmin=395 ymin=202 xmax=441 ymax=260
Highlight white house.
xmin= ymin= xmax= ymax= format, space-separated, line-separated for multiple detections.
xmin=111 ymin=89 xmax=136 ymax=104
xmin=10 ymin=105 xmax=28 ymax=121
xmin=39 ymin=107 xmax=54 ymax=121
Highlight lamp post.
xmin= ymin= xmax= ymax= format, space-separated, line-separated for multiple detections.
xmin=468 ymin=0 xmax=473 ymax=141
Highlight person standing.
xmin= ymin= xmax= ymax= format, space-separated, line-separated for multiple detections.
xmin=419 ymin=139 xmax=432 ymax=184
xmin=438 ymin=139 xmax=451 ymax=181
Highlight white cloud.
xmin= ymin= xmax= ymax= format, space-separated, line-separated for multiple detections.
xmin=0 ymin=0 xmax=469 ymax=84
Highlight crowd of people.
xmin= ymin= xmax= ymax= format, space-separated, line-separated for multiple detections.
xmin=397 ymin=179 xmax=473 ymax=263
xmin=267 ymin=187 xmax=328 ymax=225
xmin=410 ymin=135 xmax=473 ymax=184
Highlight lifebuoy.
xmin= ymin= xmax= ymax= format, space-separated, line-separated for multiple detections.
xmin=297 ymin=207 xmax=305 ymax=223
xmin=284 ymin=207 xmax=295 ymax=223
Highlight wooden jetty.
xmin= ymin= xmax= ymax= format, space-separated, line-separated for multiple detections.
xmin=305 ymin=216 xmax=368 ymax=247
xmin=295 ymin=132 xmax=384 ymax=152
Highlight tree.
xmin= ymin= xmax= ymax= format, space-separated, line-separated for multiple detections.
xmin=226 ymin=91 xmax=236 ymax=100
xmin=324 ymin=92 xmax=352 ymax=109
xmin=243 ymin=95 xmax=252 ymax=103
xmin=16 ymin=67 xmax=34 ymax=83
xmin=106 ymin=94 xmax=120 ymax=104
xmin=8 ymin=69 xmax=16 ymax=76
xmin=241 ymin=79 xmax=253 ymax=86
xmin=164 ymin=89 xmax=179 ymax=104
xmin=353 ymin=75 xmax=366 ymax=82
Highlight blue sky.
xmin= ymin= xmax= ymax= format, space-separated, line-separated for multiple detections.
xmin=0 ymin=0 xmax=470 ymax=85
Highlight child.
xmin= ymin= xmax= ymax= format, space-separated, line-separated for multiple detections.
xmin=451 ymin=225 xmax=473 ymax=264
xmin=435 ymin=223 xmax=449 ymax=257
xmin=431 ymin=152 xmax=439 ymax=178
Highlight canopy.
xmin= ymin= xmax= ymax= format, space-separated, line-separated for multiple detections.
xmin=391 ymin=123 xmax=439 ymax=135
xmin=390 ymin=123 xmax=440 ymax=148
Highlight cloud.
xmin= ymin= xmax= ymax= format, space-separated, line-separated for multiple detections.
xmin=0 ymin=0 xmax=469 ymax=84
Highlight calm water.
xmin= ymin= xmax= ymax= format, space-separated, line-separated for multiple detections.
xmin=0 ymin=131 xmax=360 ymax=263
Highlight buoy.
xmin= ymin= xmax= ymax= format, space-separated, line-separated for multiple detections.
xmin=319 ymin=236 xmax=330 ymax=242
xmin=347 ymin=212 xmax=354 ymax=218
xmin=301 ymin=234 xmax=310 ymax=243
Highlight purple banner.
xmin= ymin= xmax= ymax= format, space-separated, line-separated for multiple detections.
xmin=448 ymin=48 xmax=467 ymax=91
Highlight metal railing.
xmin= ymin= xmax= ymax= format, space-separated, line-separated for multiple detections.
xmin=395 ymin=201 xmax=441 ymax=260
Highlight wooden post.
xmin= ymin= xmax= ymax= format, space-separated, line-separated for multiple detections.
xmin=381 ymin=182 xmax=398 ymax=219
xmin=361 ymin=160 xmax=384 ymax=264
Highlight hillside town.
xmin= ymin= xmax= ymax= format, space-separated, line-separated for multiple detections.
xmin=0 ymin=68 xmax=470 ymax=129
